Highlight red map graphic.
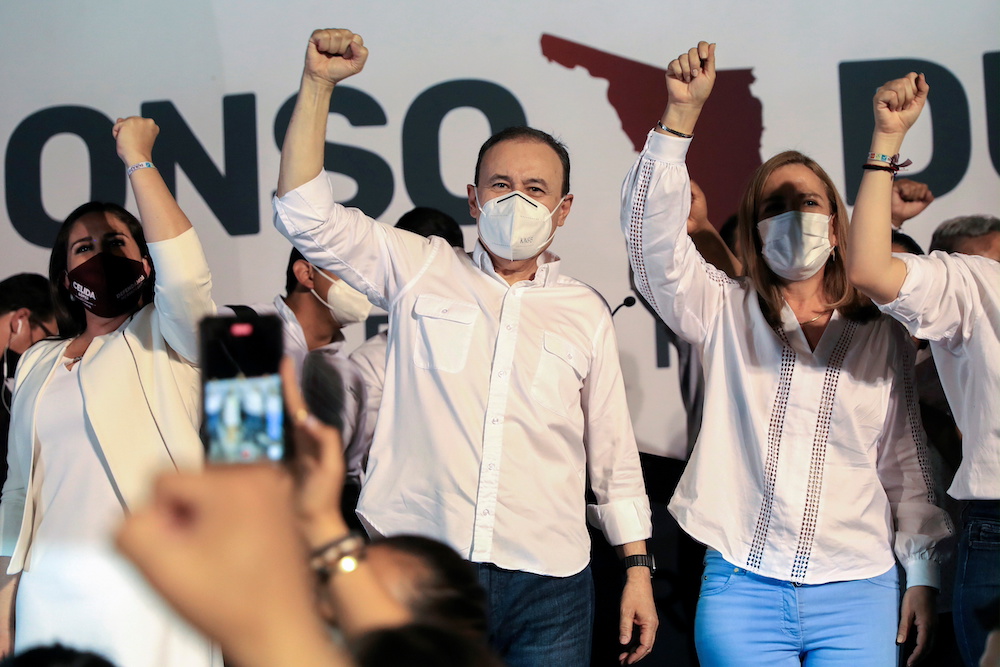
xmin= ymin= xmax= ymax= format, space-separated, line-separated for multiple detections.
xmin=541 ymin=34 xmax=763 ymax=225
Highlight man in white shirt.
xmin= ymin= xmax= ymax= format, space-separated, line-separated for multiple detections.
xmin=222 ymin=248 xmax=370 ymax=523
xmin=847 ymin=73 xmax=1000 ymax=667
xmin=273 ymin=28 xmax=655 ymax=666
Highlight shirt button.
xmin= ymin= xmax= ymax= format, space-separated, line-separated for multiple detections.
xmin=506 ymin=324 xmax=514 ymax=331
xmin=441 ymin=308 xmax=449 ymax=314
xmin=491 ymin=417 xmax=501 ymax=425
xmin=482 ymin=509 xmax=490 ymax=516
xmin=498 ymin=370 xmax=506 ymax=378
xmin=488 ymin=463 xmax=496 ymax=471
xmin=567 ymin=353 xmax=573 ymax=360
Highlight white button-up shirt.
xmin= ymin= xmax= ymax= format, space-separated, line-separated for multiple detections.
xmin=622 ymin=131 xmax=952 ymax=587
xmin=274 ymin=173 xmax=651 ymax=577
xmin=879 ymin=252 xmax=1000 ymax=501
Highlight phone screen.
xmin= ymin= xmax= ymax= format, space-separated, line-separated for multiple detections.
xmin=200 ymin=314 xmax=285 ymax=463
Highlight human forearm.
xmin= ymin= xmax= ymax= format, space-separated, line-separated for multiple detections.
xmin=0 ymin=558 xmax=20 ymax=656
xmin=114 ymin=117 xmax=193 ymax=242
xmin=277 ymin=76 xmax=335 ymax=198
xmin=847 ymin=73 xmax=929 ymax=303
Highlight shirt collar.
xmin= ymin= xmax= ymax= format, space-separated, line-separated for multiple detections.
xmin=471 ymin=241 xmax=563 ymax=288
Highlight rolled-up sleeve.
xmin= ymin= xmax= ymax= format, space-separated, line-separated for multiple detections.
xmin=583 ymin=313 xmax=652 ymax=546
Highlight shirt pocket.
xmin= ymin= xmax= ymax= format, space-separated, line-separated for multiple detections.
xmin=412 ymin=294 xmax=479 ymax=373
xmin=530 ymin=331 xmax=587 ymax=418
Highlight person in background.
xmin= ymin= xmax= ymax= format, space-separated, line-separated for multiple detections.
xmin=846 ymin=72 xmax=1000 ymax=667
xmin=0 ymin=274 xmax=57 ymax=489
xmin=222 ymin=247 xmax=369 ymax=527
xmin=623 ymin=42 xmax=952 ymax=665
xmin=0 ymin=117 xmax=217 ymax=666
xmin=929 ymin=215 xmax=1000 ymax=262
xmin=349 ymin=206 xmax=465 ymax=457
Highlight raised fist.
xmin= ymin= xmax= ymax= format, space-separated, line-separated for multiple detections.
xmin=873 ymin=73 xmax=929 ymax=137
xmin=890 ymin=179 xmax=934 ymax=228
xmin=665 ymin=42 xmax=716 ymax=109
xmin=304 ymin=28 xmax=368 ymax=86
xmin=113 ymin=116 xmax=158 ymax=166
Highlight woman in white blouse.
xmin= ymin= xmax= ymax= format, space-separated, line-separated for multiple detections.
xmin=0 ymin=118 xmax=217 ymax=666
xmin=621 ymin=43 xmax=952 ymax=666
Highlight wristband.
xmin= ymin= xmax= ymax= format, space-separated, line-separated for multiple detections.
xmin=622 ymin=553 xmax=656 ymax=576
xmin=866 ymin=152 xmax=893 ymax=164
xmin=126 ymin=161 xmax=156 ymax=177
xmin=310 ymin=533 xmax=367 ymax=583
xmin=861 ymin=163 xmax=898 ymax=175
xmin=656 ymin=121 xmax=693 ymax=139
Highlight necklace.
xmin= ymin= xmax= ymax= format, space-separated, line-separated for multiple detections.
xmin=798 ymin=313 xmax=824 ymax=325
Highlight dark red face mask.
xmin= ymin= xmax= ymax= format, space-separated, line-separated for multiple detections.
xmin=67 ymin=252 xmax=148 ymax=318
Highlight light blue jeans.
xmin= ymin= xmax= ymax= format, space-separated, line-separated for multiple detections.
xmin=695 ymin=550 xmax=899 ymax=666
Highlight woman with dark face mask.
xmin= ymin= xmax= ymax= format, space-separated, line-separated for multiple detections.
xmin=622 ymin=43 xmax=953 ymax=666
xmin=0 ymin=118 xmax=218 ymax=666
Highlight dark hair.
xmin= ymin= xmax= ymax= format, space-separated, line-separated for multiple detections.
xmin=0 ymin=643 xmax=116 ymax=667
xmin=0 ymin=274 xmax=55 ymax=327
xmin=930 ymin=214 xmax=1000 ymax=253
xmin=718 ymin=213 xmax=740 ymax=254
xmin=48 ymin=202 xmax=154 ymax=338
xmin=396 ymin=207 xmax=465 ymax=249
xmin=891 ymin=230 xmax=925 ymax=256
xmin=285 ymin=248 xmax=308 ymax=296
xmin=473 ymin=127 xmax=571 ymax=196
xmin=372 ymin=535 xmax=488 ymax=641
xmin=352 ymin=624 xmax=502 ymax=667
xmin=736 ymin=151 xmax=878 ymax=327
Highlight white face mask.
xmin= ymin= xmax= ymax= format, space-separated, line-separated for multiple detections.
xmin=476 ymin=190 xmax=564 ymax=261
xmin=757 ymin=211 xmax=834 ymax=281
xmin=310 ymin=269 xmax=372 ymax=326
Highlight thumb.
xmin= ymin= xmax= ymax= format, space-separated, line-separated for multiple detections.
xmin=620 ymin=606 xmax=634 ymax=644
xmin=915 ymin=73 xmax=929 ymax=101
xmin=896 ymin=611 xmax=911 ymax=645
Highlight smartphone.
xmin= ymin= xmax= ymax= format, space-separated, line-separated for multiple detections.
xmin=200 ymin=314 xmax=286 ymax=463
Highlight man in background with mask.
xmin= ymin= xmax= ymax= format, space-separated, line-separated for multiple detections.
xmin=0 ymin=273 xmax=57 ymax=489
xmin=273 ymin=29 xmax=655 ymax=666
xmin=221 ymin=248 xmax=370 ymax=522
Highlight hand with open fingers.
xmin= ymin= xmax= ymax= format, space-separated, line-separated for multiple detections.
xmin=873 ymin=73 xmax=929 ymax=137
xmin=116 ymin=465 xmax=321 ymax=661
xmin=665 ymin=42 xmax=716 ymax=109
xmin=113 ymin=116 xmax=158 ymax=166
xmin=890 ymin=178 xmax=934 ymax=227
xmin=281 ymin=357 xmax=350 ymax=547
xmin=304 ymin=28 xmax=368 ymax=87
xmin=618 ymin=576 xmax=658 ymax=664
xmin=897 ymin=585 xmax=937 ymax=666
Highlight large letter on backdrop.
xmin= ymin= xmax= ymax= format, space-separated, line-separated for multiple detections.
xmin=985 ymin=52 xmax=1000 ymax=176
xmin=402 ymin=80 xmax=527 ymax=224
xmin=142 ymin=93 xmax=259 ymax=235
xmin=839 ymin=59 xmax=971 ymax=204
xmin=5 ymin=106 xmax=122 ymax=248
xmin=274 ymin=86 xmax=393 ymax=219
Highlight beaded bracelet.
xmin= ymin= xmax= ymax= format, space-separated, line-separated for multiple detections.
xmin=310 ymin=533 xmax=367 ymax=583
xmin=126 ymin=161 xmax=156 ymax=177
xmin=656 ymin=120 xmax=693 ymax=139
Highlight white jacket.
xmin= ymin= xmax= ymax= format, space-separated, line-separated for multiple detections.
xmin=0 ymin=229 xmax=215 ymax=573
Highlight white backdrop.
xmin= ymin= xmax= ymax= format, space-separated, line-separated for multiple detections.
xmin=2 ymin=0 xmax=998 ymax=457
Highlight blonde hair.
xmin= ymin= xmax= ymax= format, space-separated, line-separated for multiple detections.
xmin=736 ymin=151 xmax=877 ymax=327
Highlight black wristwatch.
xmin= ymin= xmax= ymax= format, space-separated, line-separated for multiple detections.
xmin=622 ymin=554 xmax=656 ymax=576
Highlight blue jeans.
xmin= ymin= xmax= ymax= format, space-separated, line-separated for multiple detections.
xmin=954 ymin=500 xmax=1000 ymax=666
xmin=475 ymin=563 xmax=594 ymax=667
xmin=695 ymin=550 xmax=899 ymax=666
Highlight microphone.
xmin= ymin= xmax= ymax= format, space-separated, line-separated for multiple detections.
xmin=611 ymin=296 xmax=637 ymax=317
